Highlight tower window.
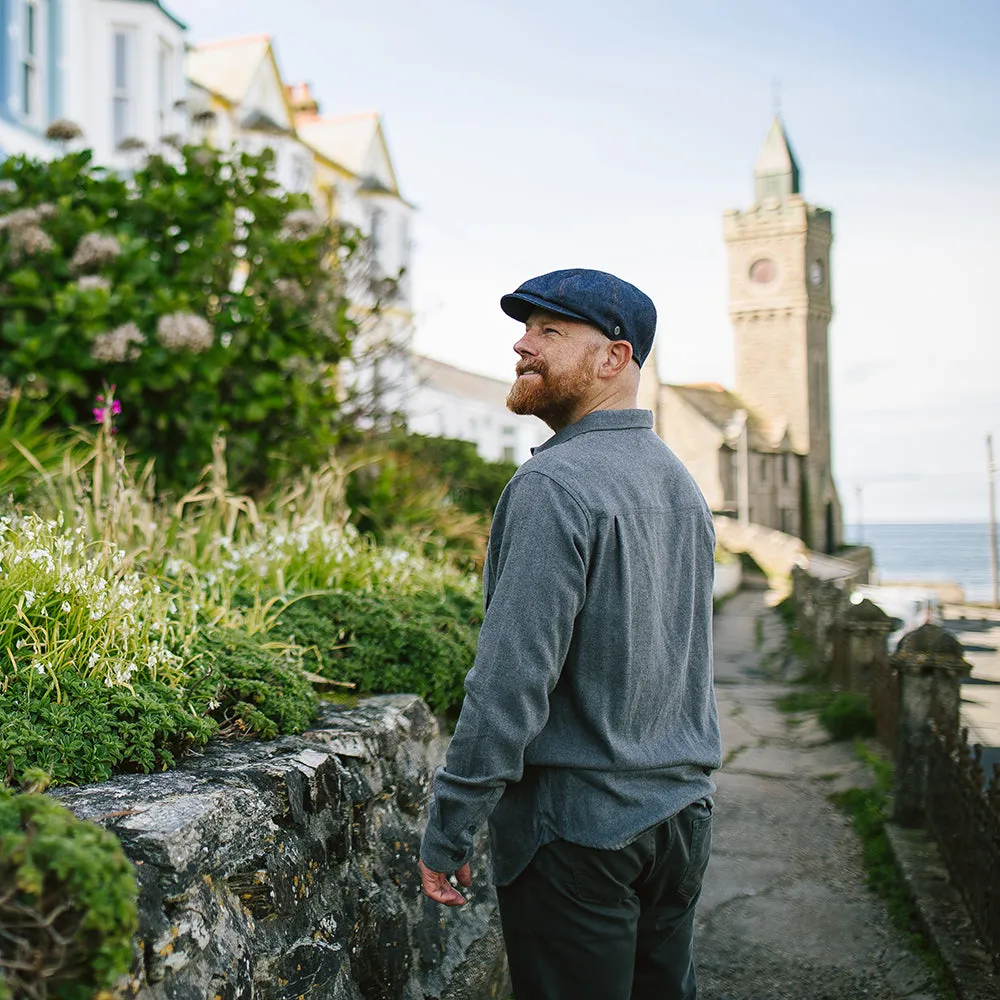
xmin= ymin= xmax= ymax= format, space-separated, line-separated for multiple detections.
xmin=748 ymin=258 xmax=776 ymax=284
xmin=782 ymin=452 xmax=789 ymax=485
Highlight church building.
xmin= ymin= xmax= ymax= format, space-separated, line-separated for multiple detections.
xmin=658 ymin=116 xmax=842 ymax=553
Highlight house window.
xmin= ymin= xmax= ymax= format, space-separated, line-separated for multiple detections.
xmin=369 ymin=208 xmax=384 ymax=254
xmin=22 ymin=0 xmax=40 ymax=119
xmin=157 ymin=40 xmax=172 ymax=138
xmin=760 ymin=457 xmax=767 ymax=484
xmin=502 ymin=426 xmax=516 ymax=464
xmin=112 ymin=29 xmax=133 ymax=148
xmin=781 ymin=452 xmax=789 ymax=485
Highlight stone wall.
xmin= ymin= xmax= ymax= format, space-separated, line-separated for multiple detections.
xmin=53 ymin=695 xmax=510 ymax=1000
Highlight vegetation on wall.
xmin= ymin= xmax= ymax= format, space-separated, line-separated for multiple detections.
xmin=0 ymin=787 xmax=138 ymax=1000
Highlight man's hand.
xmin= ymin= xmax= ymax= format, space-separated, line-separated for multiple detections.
xmin=418 ymin=859 xmax=472 ymax=906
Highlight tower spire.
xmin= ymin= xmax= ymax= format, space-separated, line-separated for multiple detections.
xmin=754 ymin=116 xmax=800 ymax=204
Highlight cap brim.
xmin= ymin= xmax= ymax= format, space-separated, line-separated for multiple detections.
xmin=500 ymin=291 xmax=592 ymax=326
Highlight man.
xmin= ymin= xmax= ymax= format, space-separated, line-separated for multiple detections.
xmin=418 ymin=268 xmax=722 ymax=1000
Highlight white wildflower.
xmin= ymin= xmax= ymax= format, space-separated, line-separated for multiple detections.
xmin=155 ymin=312 xmax=213 ymax=353
xmin=61 ymin=601 xmax=71 ymax=613
xmin=23 ymin=590 xmax=35 ymax=608
xmin=90 ymin=322 xmax=145 ymax=363
xmin=31 ymin=661 xmax=44 ymax=675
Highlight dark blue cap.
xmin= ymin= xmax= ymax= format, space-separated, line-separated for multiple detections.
xmin=500 ymin=268 xmax=657 ymax=367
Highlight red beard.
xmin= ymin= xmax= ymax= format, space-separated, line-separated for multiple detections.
xmin=506 ymin=348 xmax=598 ymax=427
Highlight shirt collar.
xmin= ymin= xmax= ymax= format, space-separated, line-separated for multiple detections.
xmin=531 ymin=409 xmax=655 ymax=456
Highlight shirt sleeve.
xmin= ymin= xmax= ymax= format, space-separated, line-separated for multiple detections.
xmin=419 ymin=470 xmax=591 ymax=873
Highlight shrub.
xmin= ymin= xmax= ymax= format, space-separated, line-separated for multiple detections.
xmin=0 ymin=146 xmax=365 ymax=491
xmin=346 ymin=431 xmax=516 ymax=568
xmin=0 ymin=787 xmax=138 ymax=999
xmin=190 ymin=625 xmax=317 ymax=740
xmin=272 ymin=587 xmax=482 ymax=716
xmin=819 ymin=692 xmax=876 ymax=741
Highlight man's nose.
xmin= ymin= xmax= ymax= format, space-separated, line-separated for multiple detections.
xmin=513 ymin=331 xmax=535 ymax=357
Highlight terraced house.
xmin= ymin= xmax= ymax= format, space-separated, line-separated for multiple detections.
xmin=0 ymin=0 xmax=187 ymax=163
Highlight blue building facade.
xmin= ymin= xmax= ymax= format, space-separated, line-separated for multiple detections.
xmin=0 ymin=0 xmax=62 ymax=159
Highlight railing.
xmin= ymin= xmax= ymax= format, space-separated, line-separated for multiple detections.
xmin=925 ymin=722 xmax=1000 ymax=971
xmin=788 ymin=568 xmax=1000 ymax=972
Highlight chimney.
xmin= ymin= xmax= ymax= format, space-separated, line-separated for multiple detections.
xmin=286 ymin=82 xmax=319 ymax=116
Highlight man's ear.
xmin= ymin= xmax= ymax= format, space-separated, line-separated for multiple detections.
xmin=600 ymin=340 xmax=634 ymax=378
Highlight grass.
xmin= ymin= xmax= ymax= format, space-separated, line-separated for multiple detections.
xmin=829 ymin=743 xmax=957 ymax=1000
xmin=722 ymin=743 xmax=750 ymax=768
xmin=776 ymin=688 xmax=876 ymax=741
xmin=1 ymin=404 xmax=484 ymax=787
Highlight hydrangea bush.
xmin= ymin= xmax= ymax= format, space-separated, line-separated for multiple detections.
xmin=0 ymin=145 xmax=366 ymax=490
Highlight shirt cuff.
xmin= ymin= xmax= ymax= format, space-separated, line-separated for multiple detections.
xmin=419 ymin=822 xmax=474 ymax=874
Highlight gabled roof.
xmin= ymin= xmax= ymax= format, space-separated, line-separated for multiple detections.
xmin=666 ymin=383 xmax=792 ymax=452
xmin=187 ymin=35 xmax=273 ymax=106
xmin=295 ymin=112 xmax=400 ymax=197
xmin=754 ymin=115 xmax=801 ymax=196
xmin=188 ymin=34 xmax=298 ymax=136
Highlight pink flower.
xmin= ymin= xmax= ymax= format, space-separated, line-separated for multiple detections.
xmin=92 ymin=392 xmax=122 ymax=423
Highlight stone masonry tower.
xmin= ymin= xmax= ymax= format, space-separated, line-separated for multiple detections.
xmin=723 ymin=117 xmax=842 ymax=552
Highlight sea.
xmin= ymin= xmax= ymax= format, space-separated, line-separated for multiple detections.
xmin=846 ymin=522 xmax=998 ymax=605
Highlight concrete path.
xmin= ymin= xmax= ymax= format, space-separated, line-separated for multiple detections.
xmin=696 ymin=590 xmax=941 ymax=1000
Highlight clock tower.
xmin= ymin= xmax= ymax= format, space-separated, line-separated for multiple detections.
xmin=723 ymin=117 xmax=842 ymax=552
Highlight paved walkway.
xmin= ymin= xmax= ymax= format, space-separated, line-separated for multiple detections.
xmin=696 ymin=590 xmax=941 ymax=1000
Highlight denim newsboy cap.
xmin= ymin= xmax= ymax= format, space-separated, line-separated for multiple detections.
xmin=500 ymin=268 xmax=657 ymax=367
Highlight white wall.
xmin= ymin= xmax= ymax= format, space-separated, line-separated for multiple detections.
xmin=63 ymin=0 xmax=187 ymax=166
xmin=407 ymin=383 xmax=548 ymax=465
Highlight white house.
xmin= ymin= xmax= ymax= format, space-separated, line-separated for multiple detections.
xmin=0 ymin=0 xmax=188 ymax=164
xmin=408 ymin=356 xmax=549 ymax=465
xmin=186 ymin=34 xmax=314 ymax=196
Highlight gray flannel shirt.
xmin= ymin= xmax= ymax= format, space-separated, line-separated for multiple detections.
xmin=419 ymin=408 xmax=722 ymax=885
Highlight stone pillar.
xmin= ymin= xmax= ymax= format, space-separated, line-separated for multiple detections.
xmin=830 ymin=598 xmax=894 ymax=693
xmin=811 ymin=579 xmax=850 ymax=680
xmin=891 ymin=624 xmax=972 ymax=827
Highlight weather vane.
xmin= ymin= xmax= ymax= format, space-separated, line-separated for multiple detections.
xmin=772 ymin=78 xmax=782 ymax=117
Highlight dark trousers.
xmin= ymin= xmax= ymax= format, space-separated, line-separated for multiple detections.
xmin=496 ymin=799 xmax=713 ymax=1000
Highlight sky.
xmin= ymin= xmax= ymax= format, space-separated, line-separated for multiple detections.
xmin=169 ymin=0 xmax=1000 ymax=524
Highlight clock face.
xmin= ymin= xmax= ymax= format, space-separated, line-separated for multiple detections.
xmin=748 ymin=258 xmax=776 ymax=284
xmin=809 ymin=260 xmax=825 ymax=287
